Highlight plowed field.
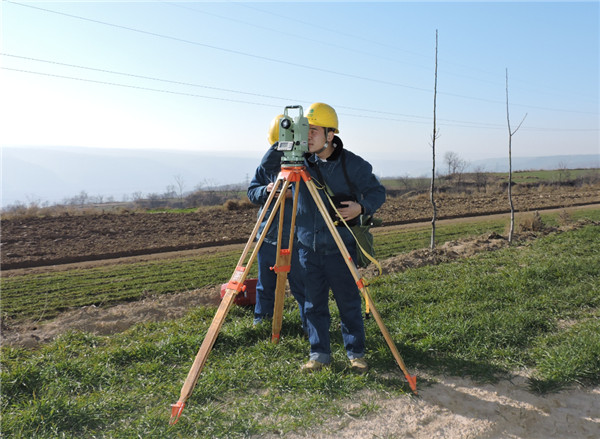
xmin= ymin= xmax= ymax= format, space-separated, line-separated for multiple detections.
xmin=2 ymin=185 xmax=599 ymax=270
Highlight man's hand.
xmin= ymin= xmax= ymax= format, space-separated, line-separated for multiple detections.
xmin=338 ymin=201 xmax=362 ymax=221
xmin=266 ymin=182 xmax=292 ymax=199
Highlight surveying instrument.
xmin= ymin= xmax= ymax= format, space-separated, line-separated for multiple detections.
xmin=169 ymin=105 xmax=417 ymax=424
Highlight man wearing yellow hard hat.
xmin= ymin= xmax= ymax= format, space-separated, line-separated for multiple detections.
xmin=295 ymin=102 xmax=386 ymax=373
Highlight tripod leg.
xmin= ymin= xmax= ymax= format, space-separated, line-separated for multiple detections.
xmin=303 ymin=178 xmax=417 ymax=395
xmin=271 ymin=180 xmax=300 ymax=342
xmin=270 ymin=248 xmax=291 ymax=343
xmin=170 ymin=274 xmax=241 ymax=424
xmin=170 ymin=180 xmax=291 ymax=424
xmin=236 ymin=179 xmax=285 ymax=268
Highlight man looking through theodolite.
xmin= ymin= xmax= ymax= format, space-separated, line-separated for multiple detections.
xmin=294 ymin=102 xmax=386 ymax=373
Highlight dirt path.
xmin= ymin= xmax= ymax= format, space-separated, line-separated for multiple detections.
xmin=262 ymin=373 xmax=600 ymax=439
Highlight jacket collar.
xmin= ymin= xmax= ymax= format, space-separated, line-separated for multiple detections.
xmin=307 ymin=135 xmax=344 ymax=165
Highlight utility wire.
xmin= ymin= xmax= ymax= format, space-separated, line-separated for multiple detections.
xmin=6 ymin=1 xmax=430 ymax=93
xmin=2 ymin=67 xmax=282 ymax=108
xmin=0 ymin=53 xmax=497 ymax=127
xmin=4 ymin=65 xmax=596 ymax=133
xmin=3 ymin=66 xmax=434 ymax=126
xmin=163 ymin=1 xmax=422 ymax=70
xmin=237 ymin=1 xmax=599 ymax=104
xmin=7 ymin=0 xmax=597 ymax=115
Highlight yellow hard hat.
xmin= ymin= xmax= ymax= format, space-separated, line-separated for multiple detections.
xmin=306 ymin=102 xmax=339 ymax=133
xmin=268 ymin=114 xmax=284 ymax=145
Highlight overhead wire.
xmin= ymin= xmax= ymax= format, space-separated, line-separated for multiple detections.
xmin=4 ymin=62 xmax=596 ymax=133
xmin=163 ymin=1 xmax=433 ymax=74
xmin=237 ymin=1 xmax=599 ymax=104
xmin=7 ymin=0 xmax=597 ymax=116
xmin=5 ymin=1 xmax=431 ymax=94
xmin=0 ymin=53 xmax=488 ymax=127
xmin=2 ymin=67 xmax=283 ymax=108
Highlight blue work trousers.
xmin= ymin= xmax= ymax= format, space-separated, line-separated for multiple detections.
xmin=298 ymin=244 xmax=365 ymax=364
xmin=255 ymin=241 xmax=306 ymax=329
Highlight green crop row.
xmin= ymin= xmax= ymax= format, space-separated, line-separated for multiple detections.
xmin=3 ymin=208 xmax=599 ymax=325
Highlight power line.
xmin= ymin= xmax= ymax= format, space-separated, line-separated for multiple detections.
xmin=6 ymin=1 xmax=430 ymax=93
xmin=1 ymin=53 xmax=301 ymax=103
xmin=163 ymin=1 xmax=425 ymax=71
xmin=7 ymin=0 xmax=597 ymax=116
xmin=0 ymin=53 xmax=492 ymax=127
xmin=237 ymin=1 xmax=599 ymax=104
xmin=2 ymin=67 xmax=282 ymax=108
xmin=4 ymin=65 xmax=597 ymax=133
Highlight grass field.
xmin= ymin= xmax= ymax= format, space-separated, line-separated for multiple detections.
xmin=380 ymin=168 xmax=599 ymax=190
xmin=4 ymin=209 xmax=597 ymax=325
xmin=1 ymin=210 xmax=599 ymax=437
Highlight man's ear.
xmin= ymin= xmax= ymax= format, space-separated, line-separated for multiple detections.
xmin=327 ymin=130 xmax=335 ymax=142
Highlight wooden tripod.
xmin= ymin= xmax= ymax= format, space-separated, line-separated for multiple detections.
xmin=169 ymin=165 xmax=417 ymax=425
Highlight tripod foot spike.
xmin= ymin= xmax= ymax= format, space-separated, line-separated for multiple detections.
xmin=169 ymin=401 xmax=185 ymax=425
xmin=405 ymin=374 xmax=418 ymax=395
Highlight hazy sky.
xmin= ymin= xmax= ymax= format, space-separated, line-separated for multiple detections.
xmin=2 ymin=0 xmax=599 ymax=163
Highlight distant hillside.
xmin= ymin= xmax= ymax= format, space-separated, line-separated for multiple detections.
xmin=2 ymin=147 xmax=259 ymax=207
xmin=2 ymin=147 xmax=598 ymax=208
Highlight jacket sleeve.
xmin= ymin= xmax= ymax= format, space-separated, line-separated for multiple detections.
xmin=247 ymin=146 xmax=282 ymax=206
xmin=247 ymin=166 xmax=270 ymax=206
xmin=349 ymin=154 xmax=386 ymax=217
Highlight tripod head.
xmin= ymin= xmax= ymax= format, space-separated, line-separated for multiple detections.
xmin=277 ymin=105 xmax=309 ymax=167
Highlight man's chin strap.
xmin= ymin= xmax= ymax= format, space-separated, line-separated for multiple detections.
xmin=314 ymin=143 xmax=328 ymax=155
xmin=314 ymin=128 xmax=330 ymax=155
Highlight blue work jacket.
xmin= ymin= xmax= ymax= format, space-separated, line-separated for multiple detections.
xmin=296 ymin=136 xmax=386 ymax=255
xmin=247 ymin=144 xmax=295 ymax=245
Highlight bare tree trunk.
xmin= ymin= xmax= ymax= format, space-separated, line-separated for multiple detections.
xmin=505 ymin=68 xmax=527 ymax=244
xmin=430 ymin=30 xmax=439 ymax=250
xmin=506 ymin=69 xmax=514 ymax=243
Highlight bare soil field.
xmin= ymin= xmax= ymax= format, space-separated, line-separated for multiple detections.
xmin=2 ymin=185 xmax=599 ymax=270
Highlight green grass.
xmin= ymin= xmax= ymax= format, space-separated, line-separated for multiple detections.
xmin=3 ymin=209 xmax=599 ymax=325
xmin=1 ymin=211 xmax=599 ymax=437
xmin=373 ymin=218 xmax=507 ymax=259
xmin=505 ymin=168 xmax=598 ymax=183
xmin=1 ymin=249 xmax=249 ymax=323
xmin=381 ymin=168 xmax=599 ymax=187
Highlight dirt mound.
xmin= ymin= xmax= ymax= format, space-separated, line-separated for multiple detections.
xmin=361 ymin=231 xmax=510 ymax=279
xmin=2 ymin=285 xmax=222 ymax=348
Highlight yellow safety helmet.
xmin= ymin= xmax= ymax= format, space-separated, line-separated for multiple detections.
xmin=268 ymin=114 xmax=284 ymax=145
xmin=306 ymin=102 xmax=339 ymax=133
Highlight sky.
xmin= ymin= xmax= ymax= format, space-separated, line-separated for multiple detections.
xmin=1 ymin=1 xmax=599 ymax=167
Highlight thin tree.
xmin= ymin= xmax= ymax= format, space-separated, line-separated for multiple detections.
xmin=430 ymin=30 xmax=440 ymax=250
xmin=174 ymin=174 xmax=185 ymax=207
xmin=505 ymin=68 xmax=527 ymax=243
